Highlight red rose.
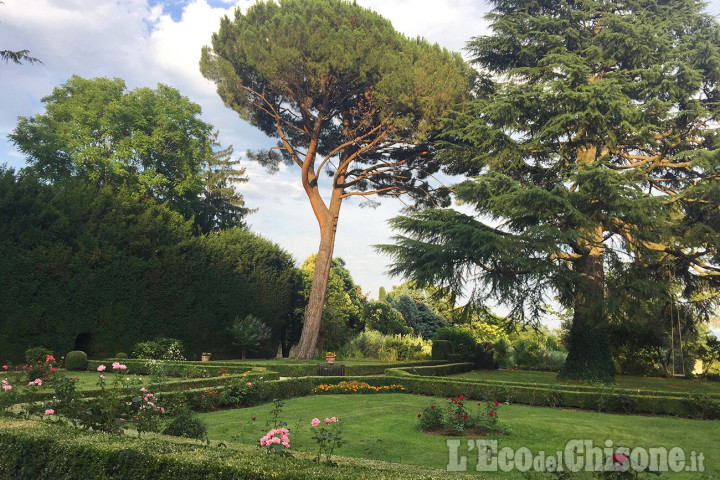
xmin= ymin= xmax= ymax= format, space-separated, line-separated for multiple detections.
xmin=418 ymin=413 xmax=421 ymax=417
xmin=490 ymin=412 xmax=494 ymax=417
xmin=431 ymin=405 xmax=435 ymax=409
xmin=463 ymin=414 xmax=468 ymax=419
xmin=459 ymin=395 xmax=464 ymax=400
xmin=494 ymin=401 xmax=499 ymax=406
xmin=252 ymin=417 xmax=256 ymax=421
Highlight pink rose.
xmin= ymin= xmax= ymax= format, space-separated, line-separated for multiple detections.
xmin=325 ymin=417 xmax=331 ymax=424
xmin=330 ymin=416 xmax=337 ymax=423
xmin=45 ymin=409 xmax=54 ymax=415
xmin=311 ymin=418 xmax=320 ymax=426
xmin=97 ymin=365 xmax=106 ymax=372
xmin=247 ymin=382 xmax=252 ymax=387
xmin=2 ymin=384 xmax=11 ymax=391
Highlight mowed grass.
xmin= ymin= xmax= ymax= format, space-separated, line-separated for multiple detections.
xmin=200 ymin=393 xmax=719 ymax=478
xmin=448 ymin=369 xmax=720 ymax=395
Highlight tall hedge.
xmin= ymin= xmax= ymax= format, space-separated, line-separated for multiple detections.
xmin=0 ymin=170 xmax=300 ymax=363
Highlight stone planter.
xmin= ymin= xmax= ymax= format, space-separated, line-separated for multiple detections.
xmin=325 ymin=355 xmax=336 ymax=364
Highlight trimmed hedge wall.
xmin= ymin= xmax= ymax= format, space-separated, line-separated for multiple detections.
xmin=0 ymin=420 xmax=471 ymax=480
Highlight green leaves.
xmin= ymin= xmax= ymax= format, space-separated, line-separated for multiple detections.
xmin=383 ymin=0 xmax=720 ymax=379
xmin=9 ymin=76 xmax=249 ymax=230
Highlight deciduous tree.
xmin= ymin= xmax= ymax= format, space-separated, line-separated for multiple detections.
xmin=10 ymin=76 xmax=250 ymax=230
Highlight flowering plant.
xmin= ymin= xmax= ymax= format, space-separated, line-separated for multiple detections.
xmin=310 ymin=416 xmax=343 ymax=464
xmin=0 ymin=379 xmax=19 ymax=415
xmin=417 ymin=396 xmax=507 ymax=436
xmin=260 ymin=427 xmax=291 ymax=455
xmin=325 ymin=352 xmax=336 ymax=357
xmin=129 ymin=388 xmax=165 ymax=437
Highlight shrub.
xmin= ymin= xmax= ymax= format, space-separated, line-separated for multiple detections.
xmin=493 ymin=338 xmax=513 ymax=368
xmin=364 ymin=301 xmax=412 ymax=335
xmin=228 ymin=314 xmax=272 ymax=360
xmin=417 ymin=395 xmax=506 ymax=436
xmin=338 ymin=331 xmax=429 ymax=361
xmin=163 ymin=408 xmax=208 ymax=441
xmin=133 ymin=338 xmax=185 ymax=361
xmin=431 ymin=340 xmax=451 ymax=360
xmin=24 ymin=347 xmax=52 ymax=365
xmin=65 ymin=351 xmax=88 ymax=371
xmin=432 ymin=327 xmax=476 ymax=357
xmin=474 ymin=342 xmax=497 ymax=369
xmin=115 ymin=352 xmax=128 ymax=359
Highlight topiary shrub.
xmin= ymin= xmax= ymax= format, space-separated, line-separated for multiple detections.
xmin=162 ymin=408 xmax=208 ymax=441
xmin=25 ymin=346 xmax=53 ymax=365
xmin=432 ymin=327 xmax=476 ymax=358
xmin=65 ymin=351 xmax=88 ymax=371
xmin=115 ymin=352 xmax=128 ymax=359
xmin=432 ymin=340 xmax=451 ymax=360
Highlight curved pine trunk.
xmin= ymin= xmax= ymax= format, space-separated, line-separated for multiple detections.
xmin=294 ymin=192 xmax=342 ymax=360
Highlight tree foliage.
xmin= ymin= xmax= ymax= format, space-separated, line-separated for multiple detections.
xmin=364 ymin=301 xmax=412 ymax=336
xmin=228 ymin=315 xmax=273 ymax=360
xmin=200 ymin=0 xmax=473 ymax=358
xmin=0 ymin=167 xmax=295 ymax=363
xmin=9 ymin=76 xmax=250 ymax=231
xmin=1 ymin=49 xmax=40 ymax=65
xmin=381 ymin=0 xmax=720 ymax=381
xmin=299 ymin=255 xmax=365 ymax=351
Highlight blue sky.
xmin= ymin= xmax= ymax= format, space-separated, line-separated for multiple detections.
xmin=1 ymin=0 xmax=719 ymax=329
xmin=0 ymin=0 xmax=489 ymax=301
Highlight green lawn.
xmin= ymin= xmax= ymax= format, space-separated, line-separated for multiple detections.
xmin=448 ymin=369 xmax=720 ymax=395
xmin=200 ymin=393 xmax=718 ymax=478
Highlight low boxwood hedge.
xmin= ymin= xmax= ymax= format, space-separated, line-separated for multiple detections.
xmin=383 ymin=375 xmax=720 ymax=420
xmin=0 ymin=419 xmax=473 ymax=480
xmin=91 ymin=359 xmax=445 ymax=378
xmin=386 ymin=363 xmax=475 ymax=377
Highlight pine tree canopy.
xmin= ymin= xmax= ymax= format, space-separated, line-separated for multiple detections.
xmin=200 ymin=0 xmax=474 ymax=359
xmin=380 ymin=0 xmax=720 ymax=381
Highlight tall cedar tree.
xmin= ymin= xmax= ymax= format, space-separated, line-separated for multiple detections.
xmin=380 ymin=0 xmax=720 ymax=381
xmin=200 ymin=0 xmax=473 ymax=358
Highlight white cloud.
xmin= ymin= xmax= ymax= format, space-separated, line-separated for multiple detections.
xmin=0 ymin=0 xmax=491 ymax=297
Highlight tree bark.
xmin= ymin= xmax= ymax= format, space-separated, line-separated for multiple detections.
xmin=294 ymin=188 xmax=343 ymax=359
xmin=560 ymin=224 xmax=615 ymax=381
xmin=559 ymin=144 xmax=615 ymax=381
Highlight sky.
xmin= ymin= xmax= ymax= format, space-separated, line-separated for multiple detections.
xmin=0 ymin=0 xmax=492 ymax=300
xmin=1 ymin=0 xmax=720 ymax=308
